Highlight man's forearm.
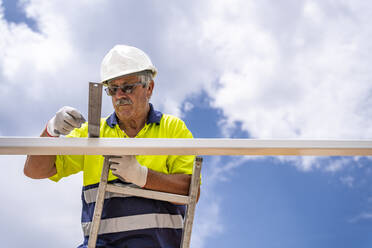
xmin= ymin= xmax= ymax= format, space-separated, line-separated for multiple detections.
xmin=23 ymin=129 xmax=57 ymax=179
xmin=144 ymin=170 xmax=191 ymax=195
xmin=144 ymin=170 xmax=200 ymax=203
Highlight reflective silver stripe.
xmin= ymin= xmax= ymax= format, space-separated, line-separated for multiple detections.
xmin=82 ymin=213 xmax=184 ymax=236
xmin=84 ymin=183 xmax=138 ymax=204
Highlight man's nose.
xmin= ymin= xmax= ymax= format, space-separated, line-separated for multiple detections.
xmin=115 ymin=88 xmax=128 ymax=97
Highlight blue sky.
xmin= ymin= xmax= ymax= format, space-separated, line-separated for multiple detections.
xmin=0 ymin=0 xmax=372 ymax=247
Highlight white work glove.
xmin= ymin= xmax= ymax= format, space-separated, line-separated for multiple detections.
xmin=109 ymin=155 xmax=148 ymax=187
xmin=46 ymin=106 xmax=86 ymax=137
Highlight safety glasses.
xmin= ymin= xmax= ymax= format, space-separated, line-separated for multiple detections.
xmin=104 ymin=82 xmax=145 ymax=96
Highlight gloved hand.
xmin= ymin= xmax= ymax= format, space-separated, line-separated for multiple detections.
xmin=109 ymin=155 xmax=148 ymax=187
xmin=46 ymin=106 xmax=86 ymax=137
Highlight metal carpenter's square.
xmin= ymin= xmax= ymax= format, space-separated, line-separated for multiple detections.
xmin=88 ymin=82 xmax=103 ymax=138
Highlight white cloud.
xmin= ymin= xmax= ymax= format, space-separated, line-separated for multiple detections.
xmin=0 ymin=0 xmax=214 ymax=135
xmin=0 ymin=1 xmax=216 ymax=246
xmin=303 ymin=1 xmax=324 ymax=23
xmin=1 ymin=0 xmax=371 ymax=141
xmin=183 ymin=101 xmax=194 ymax=112
xmin=349 ymin=212 xmax=372 ymax=223
xmin=192 ymin=199 xmax=223 ymax=248
xmin=191 ymin=156 xmax=225 ymax=248
xmin=1 ymin=0 xmax=372 ymax=247
xmin=186 ymin=0 xmax=372 ymax=171
xmin=200 ymin=0 xmax=372 ymax=141
xmin=340 ymin=175 xmax=354 ymax=187
xmin=0 ymin=156 xmax=82 ymax=247
xmin=0 ymin=0 xmax=74 ymax=96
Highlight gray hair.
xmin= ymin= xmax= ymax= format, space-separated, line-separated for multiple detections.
xmin=138 ymin=70 xmax=153 ymax=87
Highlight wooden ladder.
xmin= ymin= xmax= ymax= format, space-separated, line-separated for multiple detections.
xmin=87 ymin=82 xmax=202 ymax=248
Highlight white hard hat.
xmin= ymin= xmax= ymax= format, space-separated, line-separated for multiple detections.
xmin=100 ymin=45 xmax=157 ymax=84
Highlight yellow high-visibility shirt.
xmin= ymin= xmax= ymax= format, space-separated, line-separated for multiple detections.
xmin=49 ymin=105 xmax=195 ymax=187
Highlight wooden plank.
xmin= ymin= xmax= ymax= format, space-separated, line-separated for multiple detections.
xmin=0 ymin=137 xmax=371 ymax=156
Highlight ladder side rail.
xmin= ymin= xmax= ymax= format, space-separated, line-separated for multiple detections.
xmin=180 ymin=156 xmax=203 ymax=248
xmin=87 ymin=156 xmax=110 ymax=248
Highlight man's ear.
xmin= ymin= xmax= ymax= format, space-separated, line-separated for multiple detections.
xmin=147 ymin=80 xmax=154 ymax=98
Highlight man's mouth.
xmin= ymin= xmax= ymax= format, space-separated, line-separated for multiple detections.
xmin=115 ymin=98 xmax=133 ymax=106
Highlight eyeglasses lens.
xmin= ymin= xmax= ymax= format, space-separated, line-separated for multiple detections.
xmin=105 ymin=83 xmax=142 ymax=96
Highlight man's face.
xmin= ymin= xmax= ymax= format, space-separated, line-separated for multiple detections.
xmin=107 ymin=74 xmax=154 ymax=121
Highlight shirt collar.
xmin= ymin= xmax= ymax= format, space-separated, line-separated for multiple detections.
xmin=106 ymin=103 xmax=163 ymax=128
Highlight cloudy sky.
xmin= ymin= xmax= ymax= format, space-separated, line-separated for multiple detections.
xmin=1 ymin=0 xmax=372 ymax=247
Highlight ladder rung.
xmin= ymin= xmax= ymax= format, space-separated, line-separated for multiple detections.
xmin=106 ymin=184 xmax=190 ymax=205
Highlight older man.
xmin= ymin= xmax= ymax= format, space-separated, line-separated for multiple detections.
xmin=24 ymin=45 xmax=198 ymax=248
